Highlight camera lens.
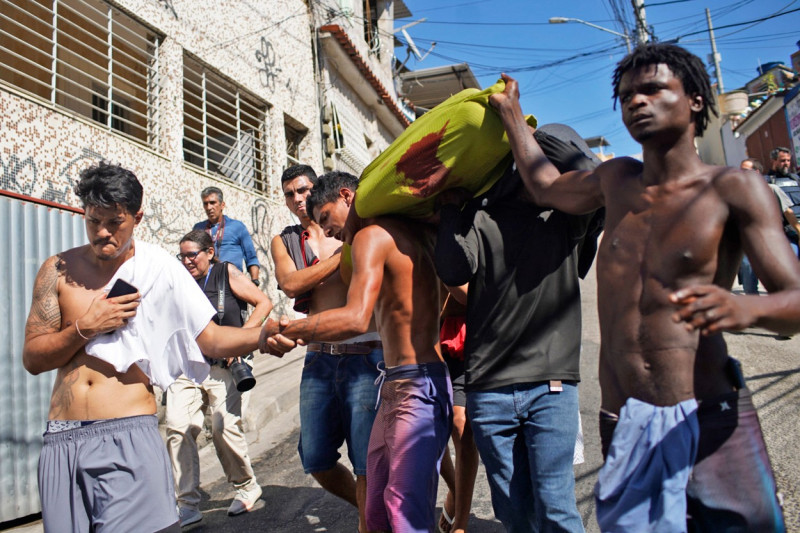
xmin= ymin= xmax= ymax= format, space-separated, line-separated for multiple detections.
xmin=230 ymin=360 xmax=256 ymax=392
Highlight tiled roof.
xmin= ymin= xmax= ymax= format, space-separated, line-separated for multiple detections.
xmin=319 ymin=24 xmax=411 ymax=128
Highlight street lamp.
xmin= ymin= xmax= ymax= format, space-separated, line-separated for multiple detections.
xmin=549 ymin=17 xmax=632 ymax=53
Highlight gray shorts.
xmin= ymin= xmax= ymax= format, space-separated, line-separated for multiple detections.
xmin=39 ymin=415 xmax=180 ymax=533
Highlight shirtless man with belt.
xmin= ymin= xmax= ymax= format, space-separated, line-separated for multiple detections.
xmin=263 ymin=170 xmax=451 ymax=533
xmin=490 ymin=44 xmax=800 ymax=531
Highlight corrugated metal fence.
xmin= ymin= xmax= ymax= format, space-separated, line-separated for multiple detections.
xmin=0 ymin=193 xmax=86 ymax=523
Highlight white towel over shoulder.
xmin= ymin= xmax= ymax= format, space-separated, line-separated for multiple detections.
xmin=85 ymin=240 xmax=216 ymax=389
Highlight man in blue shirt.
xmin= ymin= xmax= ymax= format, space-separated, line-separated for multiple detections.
xmin=193 ymin=186 xmax=261 ymax=286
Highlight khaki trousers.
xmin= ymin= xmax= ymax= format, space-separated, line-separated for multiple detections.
xmin=165 ymin=366 xmax=258 ymax=509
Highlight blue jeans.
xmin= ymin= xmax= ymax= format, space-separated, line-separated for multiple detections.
xmin=467 ymin=382 xmax=584 ymax=533
xmin=739 ymin=246 xmax=798 ymax=294
xmin=298 ymin=349 xmax=383 ymax=475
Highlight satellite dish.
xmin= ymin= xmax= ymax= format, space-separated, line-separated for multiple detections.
xmin=401 ymin=28 xmax=422 ymax=60
xmin=394 ymin=19 xmax=435 ymax=63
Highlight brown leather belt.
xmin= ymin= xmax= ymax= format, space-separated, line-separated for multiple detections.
xmin=307 ymin=341 xmax=383 ymax=355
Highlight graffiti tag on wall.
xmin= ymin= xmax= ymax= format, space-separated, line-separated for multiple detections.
xmin=255 ymin=37 xmax=281 ymax=92
xmin=0 ymin=147 xmax=104 ymax=205
xmin=1 ymin=147 xmax=292 ymax=314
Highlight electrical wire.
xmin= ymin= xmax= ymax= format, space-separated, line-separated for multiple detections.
xmin=673 ymin=6 xmax=800 ymax=41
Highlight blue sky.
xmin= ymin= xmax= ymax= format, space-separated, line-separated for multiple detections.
xmin=397 ymin=0 xmax=800 ymax=157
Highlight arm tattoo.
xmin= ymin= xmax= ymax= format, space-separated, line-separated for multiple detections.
xmin=287 ymin=315 xmax=321 ymax=341
xmin=50 ymin=361 xmax=80 ymax=417
xmin=26 ymin=258 xmax=62 ymax=336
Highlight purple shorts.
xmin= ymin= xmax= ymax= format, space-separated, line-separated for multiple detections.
xmin=687 ymin=388 xmax=785 ymax=532
xmin=366 ymin=362 xmax=452 ymax=533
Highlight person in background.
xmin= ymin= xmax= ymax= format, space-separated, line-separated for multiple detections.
xmin=766 ymin=146 xmax=800 ymax=186
xmin=193 ymin=186 xmax=261 ymax=286
xmin=738 ymin=158 xmax=800 ymax=294
xmin=166 ymin=230 xmax=273 ymax=526
xmin=739 ymin=157 xmax=763 ymax=174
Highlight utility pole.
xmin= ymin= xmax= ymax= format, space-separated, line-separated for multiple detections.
xmin=631 ymin=0 xmax=649 ymax=45
xmin=705 ymin=7 xmax=724 ymax=94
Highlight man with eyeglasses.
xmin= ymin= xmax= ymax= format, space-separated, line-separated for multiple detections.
xmin=193 ymin=186 xmax=262 ymax=286
xmin=22 ymin=162 xmax=282 ymax=532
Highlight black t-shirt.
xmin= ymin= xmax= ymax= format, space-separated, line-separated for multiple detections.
xmin=436 ymin=189 xmax=592 ymax=392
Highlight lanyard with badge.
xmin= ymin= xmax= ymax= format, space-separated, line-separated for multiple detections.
xmin=205 ymin=216 xmax=225 ymax=255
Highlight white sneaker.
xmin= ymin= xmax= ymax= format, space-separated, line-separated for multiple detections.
xmin=227 ymin=484 xmax=262 ymax=516
xmin=178 ymin=507 xmax=203 ymax=527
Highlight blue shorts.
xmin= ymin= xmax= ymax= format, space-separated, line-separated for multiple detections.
xmin=595 ymin=397 xmax=699 ymax=533
xmin=298 ymin=349 xmax=383 ymax=475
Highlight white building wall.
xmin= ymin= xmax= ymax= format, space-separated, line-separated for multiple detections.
xmin=0 ymin=0 xmax=323 ymax=316
xmin=311 ymin=1 xmax=408 ymax=175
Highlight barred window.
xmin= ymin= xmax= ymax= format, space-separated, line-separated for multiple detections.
xmin=284 ymin=116 xmax=307 ymax=169
xmin=0 ymin=0 xmax=161 ymax=146
xmin=183 ymin=54 xmax=270 ymax=193
xmin=363 ymin=0 xmax=380 ymax=56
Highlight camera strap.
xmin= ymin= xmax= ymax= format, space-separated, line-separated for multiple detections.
xmin=217 ymin=262 xmax=227 ymax=323
xmin=214 ymin=263 xmax=252 ymax=364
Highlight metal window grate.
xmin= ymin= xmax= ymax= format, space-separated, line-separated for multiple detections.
xmin=284 ymin=120 xmax=306 ymax=171
xmin=330 ymin=98 xmax=370 ymax=175
xmin=183 ymin=54 xmax=272 ymax=195
xmin=0 ymin=0 xmax=162 ymax=147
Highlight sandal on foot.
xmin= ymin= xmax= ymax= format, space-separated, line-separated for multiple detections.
xmin=438 ymin=507 xmax=454 ymax=533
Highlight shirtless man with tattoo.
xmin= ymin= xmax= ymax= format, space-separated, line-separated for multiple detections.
xmin=261 ymin=171 xmax=451 ymax=533
xmin=23 ymin=162 xmax=273 ymax=532
xmin=490 ymin=44 xmax=800 ymax=531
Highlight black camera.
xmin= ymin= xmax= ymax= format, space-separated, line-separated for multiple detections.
xmin=229 ymin=358 xmax=256 ymax=392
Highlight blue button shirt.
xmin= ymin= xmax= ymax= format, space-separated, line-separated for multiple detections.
xmin=193 ymin=215 xmax=260 ymax=272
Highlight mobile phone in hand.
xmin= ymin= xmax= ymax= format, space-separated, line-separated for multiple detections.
xmin=107 ymin=279 xmax=138 ymax=298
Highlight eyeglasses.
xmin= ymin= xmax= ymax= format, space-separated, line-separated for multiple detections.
xmin=176 ymin=250 xmax=204 ymax=261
